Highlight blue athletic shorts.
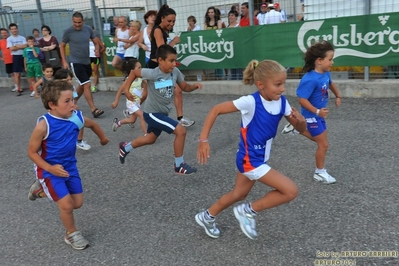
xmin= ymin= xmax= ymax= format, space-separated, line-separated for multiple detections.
xmin=40 ymin=174 xmax=83 ymax=202
xmin=307 ymin=117 xmax=327 ymax=137
xmin=143 ymin=112 xmax=178 ymax=137
xmin=116 ymin=53 xmax=125 ymax=60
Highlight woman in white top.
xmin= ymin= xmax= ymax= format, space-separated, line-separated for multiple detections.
xmin=227 ymin=6 xmax=240 ymax=28
xmin=186 ymin=15 xmax=201 ymax=31
xmin=121 ymin=20 xmax=142 ymax=60
xmin=138 ymin=10 xmax=157 ymax=64
xmin=112 ymin=16 xmax=129 ymax=70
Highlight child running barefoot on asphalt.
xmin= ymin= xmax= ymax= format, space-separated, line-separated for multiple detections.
xmin=281 ymin=40 xmax=342 ymax=184
xmin=118 ymin=44 xmax=202 ymax=175
xmin=195 ymin=60 xmax=306 ymax=240
xmin=111 ymin=59 xmax=148 ymax=134
xmin=32 ymin=63 xmax=54 ymax=99
xmin=27 ymin=80 xmax=100 ymax=250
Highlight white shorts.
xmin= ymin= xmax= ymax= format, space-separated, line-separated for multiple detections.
xmin=242 ymin=164 xmax=271 ymax=180
xmin=126 ymin=100 xmax=140 ymax=114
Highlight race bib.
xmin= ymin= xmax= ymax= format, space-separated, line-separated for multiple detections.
xmin=154 ymin=79 xmax=173 ymax=90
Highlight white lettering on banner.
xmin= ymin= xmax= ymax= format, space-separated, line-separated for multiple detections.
xmin=297 ymin=16 xmax=399 ymax=59
xmin=175 ymin=32 xmax=234 ymax=66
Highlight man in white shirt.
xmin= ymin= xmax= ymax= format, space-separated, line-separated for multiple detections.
xmin=274 ymin=2 xmax=287 ymax=22
xmin=257 ymin=3 xmax=269 ymax=25
xmin=265 ymin=4 xmax=284 ymax=24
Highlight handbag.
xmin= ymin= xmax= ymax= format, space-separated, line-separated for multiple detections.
xmin=43 ymin=48 xmax=61 ymax=68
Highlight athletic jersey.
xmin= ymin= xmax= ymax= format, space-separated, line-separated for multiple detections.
xmin=124 ymin=34 xmax=139 ymax=58
xmin=89 ymin=40 xmax=95 ymax=58
xmin=116 ymin=28 xmax=130 ymax=54
xmin=143 ymin=26 xmax=151 ymax=59
xmin=35 ymin=110 xmax=84 ymax=179
xmin=42 ymin=76 xmax=54 ymax=89
xmin=234 ymin=92 xmax=290 ymax=173
xmin=296 ymin=70 xmax=331 ymax=118
xmin=128 ymin=78 xmax=143 ymax=102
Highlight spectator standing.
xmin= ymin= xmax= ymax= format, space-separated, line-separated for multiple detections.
xmin=89 ymin=26 xmax=105 ymax=93
xmin=274 ymin=2 xmax=287 ymax=22
xmin=186 ymin=16 xmax=200 ymax=31
xmin=204 ymin=6 xmax=223 ymax=30
xmin=23 ymin=36 xmax=42 ymax=97
xmin=32 ymin=28 xmax=41 ymax=45
xmin=257 ymin=3 xmax=269 ymax=25
xmin=121 ymin=20 xmax=142 ymax=61
xmin=265 ymin=4 xmax=285 ymax=24
xmin=7 ymin=23 xmax=27 ymax=96
xmin=0 ymin=28 xmax=17 ymax=91
xmin=38 ymin=25 xmax=61 ymax=74
xmin=138 ymin=10 xmax=157 ymax=64
xmin=112 ymin=16 xmax=129 ymax=71
xmin=60 ymin=11 xmax=105 ymax=118
xmin=226 ymin=6 xmax=241 ymax=80
xmin=239 ymin=2 xmax=259 ymax=27
xmin=110 ymin=16 xmax=119 ymax=36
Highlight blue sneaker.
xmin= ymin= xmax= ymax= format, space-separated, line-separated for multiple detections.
xmin=174 ymin=162 xmax=197 ymax=175
xmin=119 ymin=142 xmax=130 ymax=164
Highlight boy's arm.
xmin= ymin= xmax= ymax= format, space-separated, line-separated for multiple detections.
xmin=27 ymin=120 xmax=69 ymax=177
xmin=177 ymin=80 xmax=202 ymax=92
xmin=140 ymin=80 xmax=148 ymax=104
xmin=32 ymin=46 xmax=39 ymax=57
xmin=32 ymin=78 xmax=43 ymax=98
xmin=83 ymin=116 xmax=109 ymax=145
xmin=23 ymin=56 xmax=27 ymax=72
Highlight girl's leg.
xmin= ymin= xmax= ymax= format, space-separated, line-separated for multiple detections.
xmin=120 ymin=113 xmax=137 ymax=125
xmin=301 ymin=130 xmax=329 ymax=170
xmin=251 ymin=169 xmax=298 ymax=212
xmin=208 ymin=172 xmax=255 ymax=216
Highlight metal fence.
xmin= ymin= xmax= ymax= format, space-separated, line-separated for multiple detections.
xmin=0 ymin=0 xmax=398 ymax=80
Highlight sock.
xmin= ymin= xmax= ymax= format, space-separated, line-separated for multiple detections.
xmin=315 ymin=168 xmax=325 ymax=174
xmin=77 ymin=139 xmax=82 ymax=143
xmin=175 ymin=156 xmax=184 ymax=167
xmin=124 ymin=142 xmax=133 ymax=152
xmin=244 ymin=203 xmax=257 ymax=215
xmin=177 ymin=116 xmax=183 ymax=121
xmin=117 ymin=121 xmax=121 ymax=126
xmin=205 ymin=210 xmax=215 ymax=220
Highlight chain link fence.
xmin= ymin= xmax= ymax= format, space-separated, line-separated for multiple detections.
xmin=0 ymin=0 xmax=398 ymax=80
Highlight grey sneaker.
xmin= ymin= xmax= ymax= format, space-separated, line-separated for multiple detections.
xmin=313 ymin=170 xmax=337 ymax=184
xmin=233 ymin=204 xmax=257 ymax=240
xmin=179 ymin=116 xmax=195 ymax=127
xmin=28 ymin=180 xmax=44 ymax=201
xmin=112 ymin=118 xmax=120 ymax=131
xmin=281 ymin=123 xmax=294 ymax=135
xmin=64 ymin=230 xmax=89 ymax=250
xmin=195 ymin=210 xmax=220 ymax=238
xmin=123 ymin=110 xmax=135 ymax=128
xmin=76 ymin=140 xmax=91 ymax=150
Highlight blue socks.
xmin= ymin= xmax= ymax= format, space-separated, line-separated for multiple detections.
xmin=124 ymin=142 xmax=133 ymax=152
xmin=175 ymin=156 xmax=184 ymax=167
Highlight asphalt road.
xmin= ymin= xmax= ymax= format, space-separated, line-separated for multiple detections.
xmin=1 ymin=88 xmax=398 ymax=266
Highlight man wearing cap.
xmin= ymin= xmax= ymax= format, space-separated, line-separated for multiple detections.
xmin=265 ymin=3 xmax=284 ymax=24
xmin=274 ymin=2 xmax=287 ymax=22
xmin=257 ymin=3 xmax=269 ymax=25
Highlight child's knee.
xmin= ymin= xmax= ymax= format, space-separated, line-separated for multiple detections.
xmin=284 ymin=184 xmax=298 ymax=201
xmin=174 ymin=124 xmax=186 ymax=136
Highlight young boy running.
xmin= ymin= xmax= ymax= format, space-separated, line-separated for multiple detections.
xmin=118 ymin=44 xmax=202 ymax=174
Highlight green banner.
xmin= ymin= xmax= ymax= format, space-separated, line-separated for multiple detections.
xmin=175 ymin=12 xmax=399 ymax=69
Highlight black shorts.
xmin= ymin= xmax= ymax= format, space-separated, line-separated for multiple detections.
xmin=12 ymin=55 xmax=24 ymax=73
xmin=5 ymin=63 xmax=13 ymax=74
xmin=90 ymin=57 xmax=101 ymax=65
xmin=70 ymin=63 xmax=92 ymax=85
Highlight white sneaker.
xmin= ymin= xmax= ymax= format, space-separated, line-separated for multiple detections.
xmin=30 ymin=91 xmax=35 ymax=97
xmin=179 ymin=116 xmax=195 ymax=127
xmin=281 ymin=123 xmax=295 ymax=135
xmin=313 ymin=170 xmax=336 ymax=184
xmin=11 ymin=86 xmax=17 ymax=92
xmin=76 ymin=140 xmax=91 ymax=150
xmin=233 ymin=204 xmax=257 ymax=240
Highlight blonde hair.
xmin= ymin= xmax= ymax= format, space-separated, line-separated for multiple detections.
xmin=130 ymin=20 xmax=142 ymax=30
xmin=243 ymin=59 xmax=286 ymax=85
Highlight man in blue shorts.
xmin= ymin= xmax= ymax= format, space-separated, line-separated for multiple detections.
xmin=60 ymin=12 xmax=105 ymax=118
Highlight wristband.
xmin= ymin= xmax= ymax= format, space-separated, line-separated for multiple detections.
xmin=316 ymin=109 xmax=320 ymax=116
xmin=198 ymin=138 xmax=209 ymax=143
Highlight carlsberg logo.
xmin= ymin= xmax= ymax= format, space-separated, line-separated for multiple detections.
xmin=175 ymin=31 xmax=234 ymax=66
xmin=298 ymin=15 xmax=399 ymax=59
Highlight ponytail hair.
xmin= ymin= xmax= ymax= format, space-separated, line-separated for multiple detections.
xmin=154 ymin=4 xmax=176 ymax=26
xmin=243 ymin=59 xmax=286 ymax=85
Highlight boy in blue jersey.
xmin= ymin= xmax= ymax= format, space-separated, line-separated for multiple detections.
xmin=27 ymin=80 xmax=94 ymax=250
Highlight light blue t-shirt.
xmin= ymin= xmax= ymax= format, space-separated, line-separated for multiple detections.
xmin=6 ymin=35 xmax=26 ymax=55
xmin=296 ymin=70 xmax=331 ymax=118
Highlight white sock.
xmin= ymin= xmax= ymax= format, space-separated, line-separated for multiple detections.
xmin=315 ymin=168 xmax=326 ymax=174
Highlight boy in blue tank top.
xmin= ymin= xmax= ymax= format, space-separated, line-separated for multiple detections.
xmin=27 ymin=80 xmax=96 ymax=250
xmin=195 ymin=60 xmax=306 ymax=240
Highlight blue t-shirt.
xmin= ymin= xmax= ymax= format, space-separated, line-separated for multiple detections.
xmin=296 ymin=70 xmax=331 ymax=118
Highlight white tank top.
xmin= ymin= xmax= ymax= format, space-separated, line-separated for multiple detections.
xmin=143 ymin=26 xmax=151 ymax=59
xmin=116 ymin=28 xmax=130 ymax=54
xmin=124 ymin=34 xmax=139 ymax=59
